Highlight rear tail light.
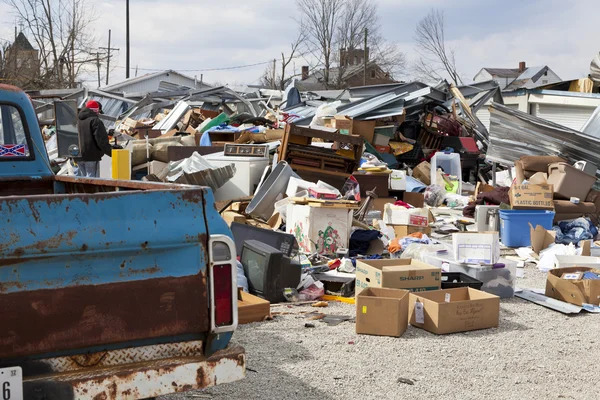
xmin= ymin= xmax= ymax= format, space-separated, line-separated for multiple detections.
xmin=208 ymin=235 xmax=238 ymax=333
xmin=213 ymin=264 xmax=233 ymax=327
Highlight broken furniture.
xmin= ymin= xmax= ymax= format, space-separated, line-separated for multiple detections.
xmin=280 ymin=124 xmax=364 ymax=184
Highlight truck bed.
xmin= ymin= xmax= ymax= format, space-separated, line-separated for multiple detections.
xmin=0 ymin=175 xmax=218 ymax=362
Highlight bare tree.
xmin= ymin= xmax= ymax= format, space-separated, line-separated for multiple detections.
xmin=296 ymin=0 xmax=406 ymax=89
xmin=334 ymin=0 xmax=376 ymax=86
xmin=413 ymin=9 xmax=462 ymax=85
xmin=4 ymin=0 xmax=99 ymax=89
xmin=278 ymin=32 xmax=306 ymax=90
xmin=259 ymin=62 xmax=277 ymax=89
xmin=260 ymin=32 xmax=307 ymax=90
xmin=296 ymin=0 xmax=344 ymax=89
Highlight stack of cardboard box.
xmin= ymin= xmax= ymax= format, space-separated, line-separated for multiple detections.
xmin=354 ymin=258 xmax=500 ymax=337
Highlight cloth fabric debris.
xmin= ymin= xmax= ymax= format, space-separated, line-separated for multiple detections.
xmin=388 ymin=233 xmax=432 ymax=254
xmin=463 ymin=186 xmax=510 ymax=218
xmin=553 ymin=218 xmax=598 ymax=245
xmin=424 ymin=185 xmax=446 ymax=207
xmin=349 ymin=229 xmax=381 ymax=257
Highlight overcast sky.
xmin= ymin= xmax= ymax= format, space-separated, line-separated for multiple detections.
xmin=0 ymin=0 xmax=597 ymax=88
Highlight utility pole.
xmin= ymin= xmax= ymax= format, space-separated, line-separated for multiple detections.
xmin=272 ymin=59 xmax=276 ymax=89
xmin=96 ymin=52 xmax=101 ymax=88
xmin=100 ymin=29 xmax=119 ymax=86
xmin=363 ymin=28 xmax=368 ymax=86
xmin=126 ymin=0 xmax=130 ymax=79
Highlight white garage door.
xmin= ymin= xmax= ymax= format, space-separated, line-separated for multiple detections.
xmin=531 ymin=103 xmax=595 ymax=131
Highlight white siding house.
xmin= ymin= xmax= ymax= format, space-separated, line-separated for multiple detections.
xmin=476 ymin=90 xmax=600 ymax=132
xmin=473 ymin=62 xmax=561 ymax=91
xmin=102 ymin=70 xmax=211 ymax=95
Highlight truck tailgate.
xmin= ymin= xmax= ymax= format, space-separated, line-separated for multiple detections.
xmin=0 ymin=186 xmax=211 ymax=360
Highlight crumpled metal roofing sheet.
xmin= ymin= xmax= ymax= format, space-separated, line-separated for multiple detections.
xmin=580 ymin=105 xmax=600 ymax=139
xmin=487 ymin=102 xmax=600 ymax=179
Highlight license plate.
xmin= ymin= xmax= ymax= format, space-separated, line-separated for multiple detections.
xmin=0 ymin=367 xmax=22 ymax=400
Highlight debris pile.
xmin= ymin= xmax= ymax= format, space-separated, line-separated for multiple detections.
xmin=34 ymin=78 xmax=600 ymax=331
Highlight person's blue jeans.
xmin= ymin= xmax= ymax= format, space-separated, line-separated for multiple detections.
xmin=76 ymin=161 xmax=100 ymax=178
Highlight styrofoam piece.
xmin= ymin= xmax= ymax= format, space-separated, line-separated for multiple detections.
xmin=247 ymin=161 xmax=298 ymax=221
xmin=286 ymin=177 xmax=317 ymax=198
xmin=554 ymin=255 xmax=600 ymax=269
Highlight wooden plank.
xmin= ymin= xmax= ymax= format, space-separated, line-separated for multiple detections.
xmin=288 ymin=197 xmax=360 ymax=209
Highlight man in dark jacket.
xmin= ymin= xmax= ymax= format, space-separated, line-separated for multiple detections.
xmin=76 ymin=100 xmax=113 ymax=177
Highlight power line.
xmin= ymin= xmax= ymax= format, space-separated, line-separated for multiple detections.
xmin=111 ymin=59 xmax=274 ymax=73
xmin=107 ymin=38 xmax=346 ymax=74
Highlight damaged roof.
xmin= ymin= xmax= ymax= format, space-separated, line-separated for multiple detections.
xmin=487 ymin=102 xmax=600 ymax=179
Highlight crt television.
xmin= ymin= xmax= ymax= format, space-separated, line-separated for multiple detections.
xmin=231 ymin=222 xmax=297 ymax=257
xmin=241 ymin=240 xmax=301 ymax=303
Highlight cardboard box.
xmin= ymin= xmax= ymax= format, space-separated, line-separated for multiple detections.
xmin=389 ymin=170 xmax=407 ymax=191
xmin=475 ymin=182 xmax=495 ymax=198
xmin=392 ymin=225 xmax=432 ymax=238
xmin=286 ymin=204 xmax=352 ymax=255
xmin=403 ymin=192 xmax=425 ymax=208
xmin=333 ymin=115 xmax=376 ymax=143
xmin=383 ymin=204 xmax=430 ymax=226
xmin=356 ymin=287 xmax=409 ymax=337
xmin=453 ymin=232 xmax=500 ymax=264
xmin=529 ymin=172 xmax=548 ymax=185
xmin=222 ymin=211 xmax=247 ymax=227
xmin=412 ymin=161 xmax=431 ymax=185
xmin=408 ymin=288 xmax=500 ymax=334
xmin=546 ymin=267 xmax=600 ymax=306
xmin=237 ymin=289 xmax=271 ymax=324
xmin=509 ymin=184 xmax=554 ymax=210
xmin=529 ymin=223 xmax=556 ymax=254
xmin=355 ymin=259 xmax=441 ymax=295
xmin=370 ymin=197 xmax=397 ymax=214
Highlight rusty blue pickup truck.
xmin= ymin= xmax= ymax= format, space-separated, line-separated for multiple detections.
xmin=0 ymin=84 xmax=244 ymax=399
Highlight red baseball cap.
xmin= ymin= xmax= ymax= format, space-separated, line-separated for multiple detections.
xmin=86 ymin=100 xmax=101 ymax=113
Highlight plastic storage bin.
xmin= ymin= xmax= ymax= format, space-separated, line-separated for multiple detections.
xmin=449 ymin=259 xmax=516 ymax=298
xmin=499 ymin=210 xmax=555 ymax=248
xmin=424 ymin=252 xmax=516 ymax=298
xmin=430 ymin=152 xmax=462 ymax=194
xmin=547 ymin=162 xmax=597 ymax=200
xmin=441 ymin=272 xmax=483 ymax=290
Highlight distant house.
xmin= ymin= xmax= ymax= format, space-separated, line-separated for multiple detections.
xmin=1 ymin=32 xmax=40 ymax=89
xmin=102 ymin=69 xmax=211 ymax=96
xmin=296 ymin=48 xmax=396 ymax=91
xmin=473 ymin=62 xmax=561 ymax=91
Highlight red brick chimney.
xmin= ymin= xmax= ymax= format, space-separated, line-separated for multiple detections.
xmin=519 ymin=61 xmax=526 ymax=72
xmin=301 ymin=66 xmax=309 ymax=80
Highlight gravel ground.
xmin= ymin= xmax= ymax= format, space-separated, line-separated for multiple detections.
xmin=163 ymin=260 xmax=600 ymax=400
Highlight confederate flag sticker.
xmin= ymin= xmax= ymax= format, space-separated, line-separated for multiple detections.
xmin=0 ymin=144 xmax=27 ymax=157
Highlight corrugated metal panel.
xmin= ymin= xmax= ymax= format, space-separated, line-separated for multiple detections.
xmin=485 ymin=102 xmax=519 ymax=128
xmin=476 ymin=108 xmax=491 ymax=131
xmin=581 ymin=105 xmax=600 ymax=139
xmin=530 ymin=103 xmax=596 ymax=131
xmin=487 ymin=102 xmax=600 ymax=180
